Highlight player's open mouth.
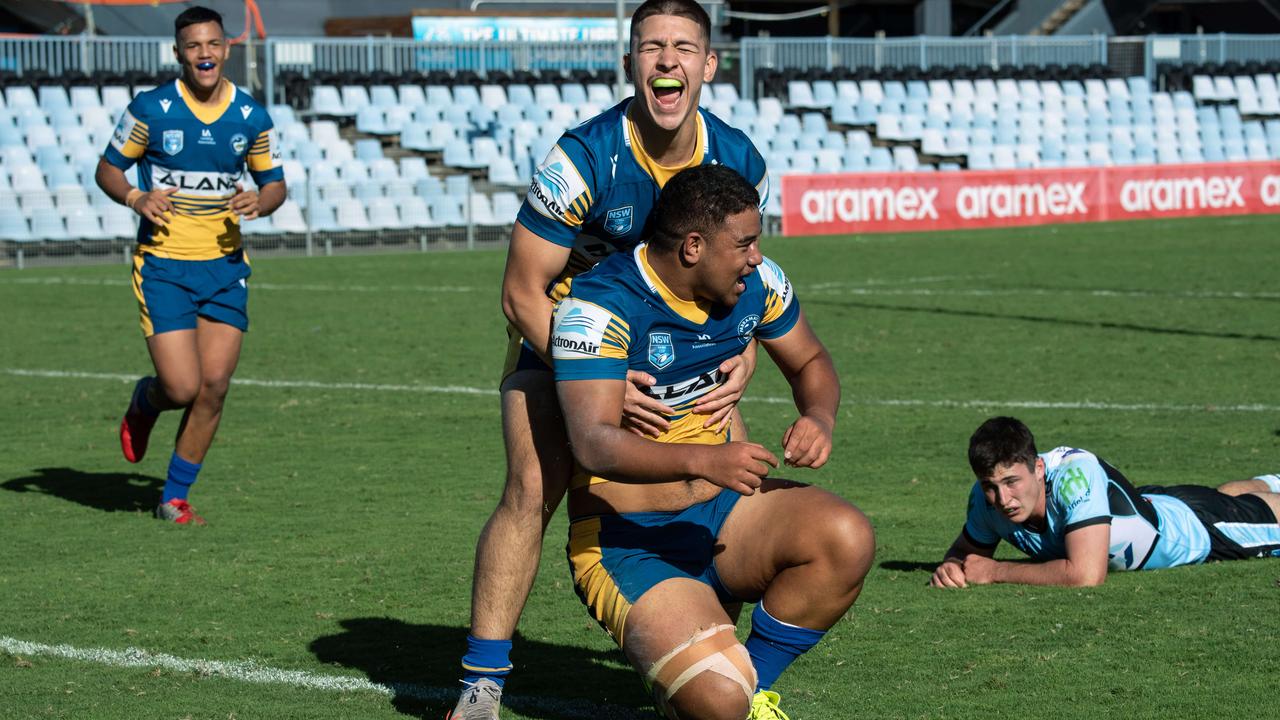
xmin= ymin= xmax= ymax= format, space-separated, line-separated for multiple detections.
xmin=734 ymin=275 xmax=748 ymax=293
xmin=195 ymin=61 xmax=217 ymax=76
xmin=651 ymin=77 xmax=684 ymax=111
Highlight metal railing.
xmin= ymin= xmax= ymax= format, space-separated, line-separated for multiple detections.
xmin=737 ymin=35 xmax=1109 ymax=98
xmin=263 ymin=37 xmax=618 ymax=105
xmin=0 ymin=34 xmax=176 ymax=77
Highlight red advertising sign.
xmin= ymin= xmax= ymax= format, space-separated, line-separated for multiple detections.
xmin=780 ymin=161 xmax=1280 ymax=236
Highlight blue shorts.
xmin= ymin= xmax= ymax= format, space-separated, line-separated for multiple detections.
xmin=501 ymin=325 xmax=550 ymax=382
xmin=132 ymin=250 xmax=251 ymax=337
xmin=566 ymin=489 xmax=743 ymax=647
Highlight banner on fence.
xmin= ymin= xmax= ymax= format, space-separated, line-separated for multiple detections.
xmin=780 ymin=161 xmax=1280 ymax=236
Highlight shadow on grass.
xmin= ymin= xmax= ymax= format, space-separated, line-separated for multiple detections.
xmin=1 ymin=467 xmax=161 ymax=513
xmin=309 ymin=617 xmax=651 ymax=719
xmin=879 ymin=560 xmax=940 ymax=573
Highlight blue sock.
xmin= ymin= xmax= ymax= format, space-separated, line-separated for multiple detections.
xmin=745 ymin=602 xmax=825 ymax=692
xmin=134 ymin=377 xmax=160 ymax=417
xmin=461 ymin=635 xmax=513 ymax=688
xmin=162 ymin=452 xmax=201 ymax=503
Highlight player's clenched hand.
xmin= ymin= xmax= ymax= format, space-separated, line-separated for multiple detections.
xmin=692 ymin=352 xmax=755 ymax=432
xmin=929 ymin=560 xmax=968 ymax=589
xmin=229 ymin=182 xmax=261 ymax=220
xmin=622 ymin=370 xmax=673 ymax=438
xmin=780 ymin=415 xmax=833 ymax=468
xmin=701 ymin=441 xmax=777 ymax=496
xmin=960 ymin=554 xmax=996 ymax=585
xmin=132 ymin=187 xmax=179 ymax=227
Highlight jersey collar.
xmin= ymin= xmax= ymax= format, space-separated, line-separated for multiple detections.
xmin=633 ymin=243 xmax=710 ymax=324
xmin=175 ymin=78 xmax=236 ymax=125
xmin=621 ymin=100 xmax=708 ymax=189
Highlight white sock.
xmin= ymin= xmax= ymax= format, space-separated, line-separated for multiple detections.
xmin=1252 ymin=474 xmax=1280 ymax=493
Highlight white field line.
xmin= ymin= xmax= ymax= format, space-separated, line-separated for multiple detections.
xmin=5 ymin=368 xmax=1277 ymax=413
xmin=0 ymin=635 xmax=647 ymax=719
xmin=4 ymin=273 xmax=1277 ymax=301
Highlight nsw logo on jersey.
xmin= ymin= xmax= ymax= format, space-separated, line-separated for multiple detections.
xmin=648 ymin=332 xmax=675 ymax=370
xmin=604 ymin=206 xmax=633 ymax=236
xmin=527 ymin=146 xmax=586 ymax=222
xmin=162 ymin=129 xmax=184 ymax=156
xmin=551 ymin=299 xmax=611 ymax=361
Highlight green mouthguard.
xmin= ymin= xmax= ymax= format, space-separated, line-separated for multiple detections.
xmin=652 ymin=78 xmax=683 ymax=88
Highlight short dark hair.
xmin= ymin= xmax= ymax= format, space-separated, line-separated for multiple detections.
xmin=175 ymin=6 xmax=224 ymax=44
xmin=650 ymin=165 xmax=759 ymax=253
xmin=968 ymin=416 xmax=1038 ymax=479
xmin=630 ymin=0 xmax=712 ymax=48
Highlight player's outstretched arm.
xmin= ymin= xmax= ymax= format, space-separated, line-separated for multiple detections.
xmin=501 ymin=221 xmax=573 ymax=366
xmin=759 ymin=309 xmax=839 ymax=468
xmin=558 ymin=378 xmax=777 ymax=495
xmin=962 ymin=523 xmax=1110 ymax=587
xmin=930 ymin=533 xmax=994 ymax=589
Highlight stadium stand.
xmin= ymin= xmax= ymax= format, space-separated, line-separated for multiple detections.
xmin=3 ymin=48 xmax=1280 ymax=262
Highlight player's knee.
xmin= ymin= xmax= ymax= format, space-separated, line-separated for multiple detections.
xmin=200 ymin=374 xmax=232 ymax=402
xmin=647 ymin=625 xmax=756 ymax=720
xmin=667 ymin=673 xmax=752 ymax=720
xmin=821 ymin=503 xmax=876 ymax=586
xmin=157 ymin=376 xmax=199 ymax=406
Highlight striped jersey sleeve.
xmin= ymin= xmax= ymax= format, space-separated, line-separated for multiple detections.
xmin=754 ymin=256 xmax=800 ymax=339
xmin=516 ymin=134 xmax=597 ymax=247
xmin=551 ymin=296 xmax=632 ymax=380
xmin=103 ymin=96 xmax=149 ymax=168
xmin=246 ymin=112 xmax=284 ymax=186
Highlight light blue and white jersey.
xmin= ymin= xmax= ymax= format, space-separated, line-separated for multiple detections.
xmin=964 ymin=447 xmax=1212 ymax=570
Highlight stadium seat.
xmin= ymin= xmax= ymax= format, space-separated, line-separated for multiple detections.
xmin=491 ymin=191 xmax=522 ymax=224
xmin=99 ymin=205 xmax=136 ymax=239
xmin=488 ymin=156 xmax=521 ymax=185
xmin=29 ymin=206 xmax=68 ymax=241
xmin=340 ymin=85 xmax=371 ymax=114
xmin=0 ymin=207 xmax=31 ymax=241
xmin=399 ymin=196 xmax=436 ymax=228
xmin=369 ymin=85 xmax=399 ymax=110
xmin=430 ymin=195 xmax=467 ymax=226
xmin=65 ymin=206 xmax=108 ymax=240
xmin=271 ymin=200 xmax=307 ymax=233
xmin=533 ymin=84 xmax=561 ymax=107
xmin=311 ymin=86 xmax=352 ymax=117
xmin=355 ymin=106 xmax=388 ymax=135
xmin=399 ymin=84 xmax=427 ymax=110
xmin=366 ymin=196 xmax=408 ymax=230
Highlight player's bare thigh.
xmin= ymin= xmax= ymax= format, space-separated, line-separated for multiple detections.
xmin=499 ymin=368 xmax=573 ymax=518
xmin=713 ymin=479 xmax=874 ymax=600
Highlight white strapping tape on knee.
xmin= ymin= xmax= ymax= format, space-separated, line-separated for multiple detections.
xmin=645 ymin=624 xmax=756 ymax=718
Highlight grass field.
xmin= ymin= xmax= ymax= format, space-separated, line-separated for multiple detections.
xmin=2 ymin=214 xmax=1278 ymax=720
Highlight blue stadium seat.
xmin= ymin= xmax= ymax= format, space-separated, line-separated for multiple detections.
xmin=69 ymin=87 xmax=101 ymax=112
xmin=354 ymin=138 xmax=383 ymax=163
xmin=340 ymin=85 xmax=371 ymax=114
xmin=369 ymin=85 xmax=398 ymax=110
xmin=399 ymin=84 xmax=427 ymax=110
xmin=0 ymin=207 xmax=31 ymax=241
xmin=430 ymin=195 xmax=467 ymax=226
xmin=311 ymin=86 xmax=351 ymax=117
xmin=272 ymin=201 xmax=308 ymax=234
xmin=29 ymin=206 xmax=67 ymax=240
xmin=355 ymin=106 xmax=388 ymax=135
xmin=65 ymin=206 xmax=107 ymax=240
xmin=399 ymin=196 xmax=436 ymax=228
xmin=368 ymin=196 xmax=409 ymax=230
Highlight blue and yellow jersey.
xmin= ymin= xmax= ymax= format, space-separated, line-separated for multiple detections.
xmin=518 ymin=99 xmax=768 ymax=301
xmin=963 ymin=447 xmax=1213 ymax=570
xmin=103 ymin=79 xmax=284 ymax=260
xmin=551 ymin=244 xmax=799 ymax=489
